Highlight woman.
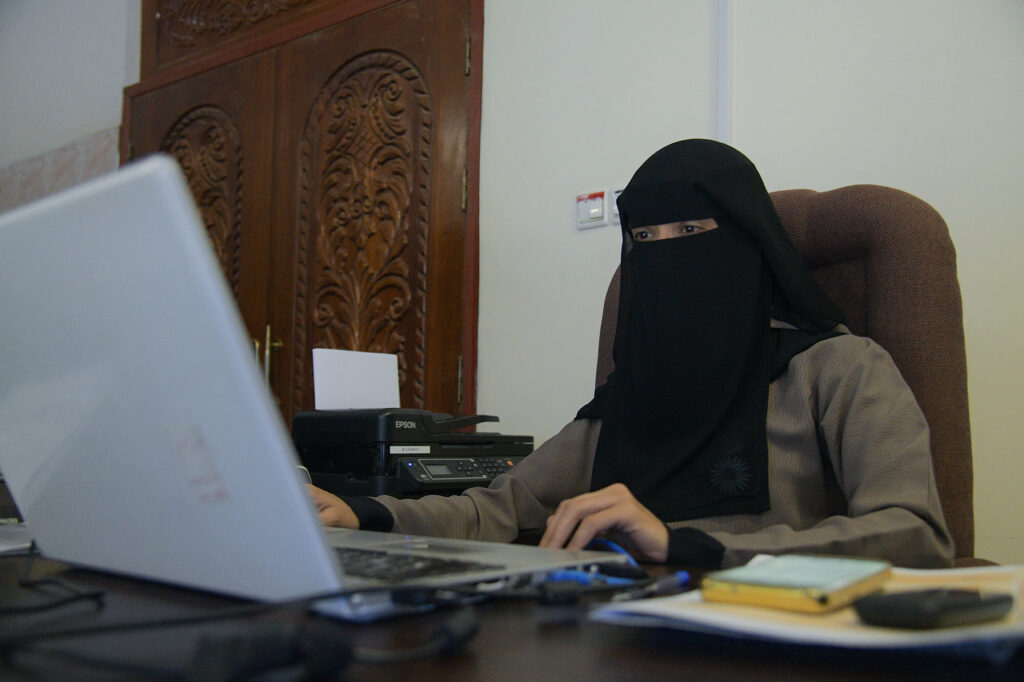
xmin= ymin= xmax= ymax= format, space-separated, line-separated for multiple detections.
xmin=310 ymin=139 xmax=954 ymax=569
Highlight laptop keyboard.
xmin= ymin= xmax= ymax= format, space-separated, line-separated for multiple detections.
xmin=335 ymin=547 xmax=503 ymax=582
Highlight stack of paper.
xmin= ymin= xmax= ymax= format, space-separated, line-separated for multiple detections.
xmin=591 ymin=564 xmax=1024 ymax=664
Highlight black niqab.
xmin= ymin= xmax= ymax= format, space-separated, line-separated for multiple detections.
xmin=577 ymin=139 xmax=843 ymax=522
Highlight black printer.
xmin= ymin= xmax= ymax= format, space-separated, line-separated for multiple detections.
xmin=292 ymin=409 xmax=534 ymax=498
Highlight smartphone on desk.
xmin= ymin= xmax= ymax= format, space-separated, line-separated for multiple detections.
xmin=700 ymin=555 xmax=891 ymax=613
xmin=854 ymin=589 xmax=1014 ymax=629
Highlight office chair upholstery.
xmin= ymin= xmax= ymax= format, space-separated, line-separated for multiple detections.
xmin=594 ymin=185 xmax=977 ymax=563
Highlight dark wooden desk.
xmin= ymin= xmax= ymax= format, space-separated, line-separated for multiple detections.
xmin=2 ymin=553 xmax=1022 ymax=681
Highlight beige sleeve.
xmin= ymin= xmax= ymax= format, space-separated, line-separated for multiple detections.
xmin=701 ymin=335 xmax=955 ymax=568
xmin=373 ymin=418 xmax=601 ymax=541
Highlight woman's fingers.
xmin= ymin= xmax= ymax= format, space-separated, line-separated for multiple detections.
xmin=540 ymin=484 xmax=668 ymax=562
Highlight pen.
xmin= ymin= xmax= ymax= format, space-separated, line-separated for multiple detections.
xmin=611 ymin=571 xmax=690 ymax=602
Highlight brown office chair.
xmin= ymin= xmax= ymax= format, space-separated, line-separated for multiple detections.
xmin=594 ymin=185 xmax=979 ymax=564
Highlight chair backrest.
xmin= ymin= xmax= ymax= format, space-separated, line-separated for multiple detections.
xmin=594 ymin=185 xmax=973 ymax=560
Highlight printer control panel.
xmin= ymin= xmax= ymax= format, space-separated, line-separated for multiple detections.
xmin=397 ymin=456 xmax=524 ymax=491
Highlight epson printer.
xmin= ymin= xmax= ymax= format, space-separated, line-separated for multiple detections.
xmin=292 ymin=409 xmax=534 ymax=498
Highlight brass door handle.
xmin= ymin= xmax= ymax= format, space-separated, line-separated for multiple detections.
xmin=263 ymin=324 xmax=283 ymax=383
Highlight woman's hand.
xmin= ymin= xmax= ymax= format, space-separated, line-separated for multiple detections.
xmin=539 ymin=483 xmax=669 ymax=562
xmin=307 ymin=485 xmax=359 ymax=528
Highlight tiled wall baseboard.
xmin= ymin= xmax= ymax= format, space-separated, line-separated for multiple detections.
xmin=0 ymin=128 xmax=120 ymax=213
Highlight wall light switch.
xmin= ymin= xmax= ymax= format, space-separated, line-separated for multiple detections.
xmin=611 ymin=188 xmax=624 ymax=224
xmin=576 ymin=191 xmax=607 ymax=230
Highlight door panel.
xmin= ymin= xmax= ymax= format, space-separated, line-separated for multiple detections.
xmin=270 ymin=0 xmax=471 ymax=416
xmin=128 ymin=51 xmax=277 ymax=346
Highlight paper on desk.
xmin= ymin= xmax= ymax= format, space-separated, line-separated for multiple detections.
xmin=312 ymin=348 xmax=400 ymax=409
xmin=591 ymin=564 xmax=1024 ymax=663
xmin=0 ymin=521 xmax=32 ymax=555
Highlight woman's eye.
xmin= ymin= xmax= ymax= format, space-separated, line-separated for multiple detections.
xmin=634 ymin=230 xmax=651 ymax=240
xmin=682 ymin=224 xmax=700 ymax=234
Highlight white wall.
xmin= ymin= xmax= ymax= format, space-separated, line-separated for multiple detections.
xmin=0 ymin=1 xmax=140 ymax=168
xmin=2 ymin=0 xmax=1020 ymax=564
xmin=725 ymin=0 xmax=1024 ymax=565
xmin=477 ymin=0 xmax=720 ymax=445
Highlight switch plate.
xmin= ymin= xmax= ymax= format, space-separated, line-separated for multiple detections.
xmin=576 ymin=191 xmax=608 ymax=230
xmin=611 ymin=188 xmax=624 ymax=224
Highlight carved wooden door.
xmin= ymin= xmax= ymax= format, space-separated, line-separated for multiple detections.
xmin=127 ymin=51 xmax=277 ymax=347
xmin=125 ymin=0 xmax=478 ymax=424
xmin=269 ymin=1 xmax=472 ymax=419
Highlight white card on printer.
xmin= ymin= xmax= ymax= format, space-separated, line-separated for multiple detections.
xmin=312 ymin=348 xmax=401 ymax=410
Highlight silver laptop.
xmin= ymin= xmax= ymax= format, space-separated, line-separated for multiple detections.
xmin=0 ymin=155 xmax=625 ymax=617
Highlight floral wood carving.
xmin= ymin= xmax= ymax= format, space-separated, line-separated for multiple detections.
xmin=161 ymin=106 xmax=243 ymax=294
xmin=163 ymin=0 xmax=315 ymax=46
xmin=295 ymin=50 xmax=432 ymax=411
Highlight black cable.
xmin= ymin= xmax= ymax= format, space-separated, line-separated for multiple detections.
xmin=6 ymin=607 xmax=479 ymax=680
xmin=183 ymin=607 xmax=479 ymax=678
xmin=351 ymin=607 xmax=479 ymax=664
xmin=0 ymin=545 xmax=105 ymax=616
xmin=186 ymin=616 xmax=352 ymax=681
xmin=189 ymin=606 xmax=479 ymax=674
xmin=3 ymin=603 xmax=284 ymax=651
xmin=0 ymin=588 xmax=368 ymax=650
xmin=0 ymin=590 xmax=104 ymax=616
xmin=12 ymin=644 xmax=185 ymax=680
xmin=1 ymin=587 xmax=481 ymax=680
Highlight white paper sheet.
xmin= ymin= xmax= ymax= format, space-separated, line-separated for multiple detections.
xmin=590 ymin=564 xmax=1024 ymax=663
xmin=312 ymin=349 xmax=400 ymax=409
xmin=0 ymin=522 xmax=32 ymax=555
